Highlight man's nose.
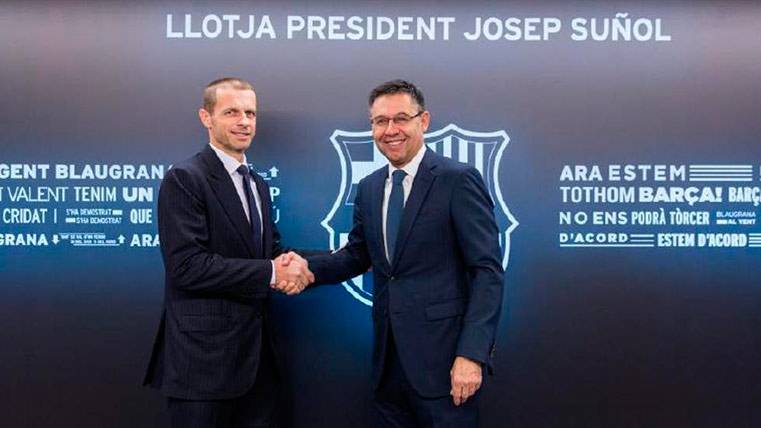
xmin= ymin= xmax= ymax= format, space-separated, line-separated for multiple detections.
xmin=383 ymin=120 xmax=400 ymax=134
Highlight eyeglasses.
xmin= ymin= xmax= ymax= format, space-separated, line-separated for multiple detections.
xmin=370 ymin=111 xmax=424 ymax=128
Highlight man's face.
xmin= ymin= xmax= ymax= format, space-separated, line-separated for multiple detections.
xmin=370 ymin=93 xmax=430 ymax=168
xmin=199 ymin=86 xmax=257 ymax=161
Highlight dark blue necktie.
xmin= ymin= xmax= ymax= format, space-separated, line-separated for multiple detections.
xmin=386 ymin=169 xmax=406 ymax=263
xmin=237 ymin=165 xmax=263 ymax=258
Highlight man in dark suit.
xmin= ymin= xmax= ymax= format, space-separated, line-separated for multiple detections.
xmin=306 ymin=80 xmax=505 ymax=427
xmin=143 ymin=77 xmax=313 ymax=428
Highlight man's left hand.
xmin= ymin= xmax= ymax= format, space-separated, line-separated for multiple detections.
xmin=450 ymin=356 xmax=482 ymax=406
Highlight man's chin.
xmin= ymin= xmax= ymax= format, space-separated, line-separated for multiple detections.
xmin=387 ymin=157 xmax=409 ymax=168
xmin=381 ymin=150 xmax=402 ymax=163
xmin=233 ymin=140 xmax=252 ymax=151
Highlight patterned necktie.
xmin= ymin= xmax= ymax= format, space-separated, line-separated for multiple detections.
xmin=386 ymin=169 xmax=406 ymax=263
xmin=236 ymin=165 xmax=263 ymax=258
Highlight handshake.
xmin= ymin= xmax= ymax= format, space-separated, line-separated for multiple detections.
xmin=271 ymin=251 xmax=314 ymax=295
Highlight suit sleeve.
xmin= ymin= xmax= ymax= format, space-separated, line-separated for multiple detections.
xmin=308 ymin=181 xmax=372 ymax=285
xmin=451 ymin=167 xmax=505 ymax=366
xmin=158 ymin=167 xmax=272 ymax=298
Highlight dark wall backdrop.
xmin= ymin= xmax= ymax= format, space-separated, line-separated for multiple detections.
xmin=1 ymin=1 xmax=760 ymax=427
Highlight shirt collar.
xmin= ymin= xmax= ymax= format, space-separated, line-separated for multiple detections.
xmin=209 ymin=143 xmax=248 ymax=176
xmin=387 ymin=144 xmax=426 ymax=180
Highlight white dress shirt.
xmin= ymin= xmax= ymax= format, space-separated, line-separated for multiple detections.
xmin=209 ymin=143 xmax=263 ymax=234
xmin=382 ymin=144 xmax=427 ymax=260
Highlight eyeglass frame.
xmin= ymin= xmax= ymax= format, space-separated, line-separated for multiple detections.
xmin=369 ymin=111 xmax=425 ymax=128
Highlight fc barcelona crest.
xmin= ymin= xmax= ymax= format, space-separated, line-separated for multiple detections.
xmin=321 ymin=124 xmax=518 ymax=306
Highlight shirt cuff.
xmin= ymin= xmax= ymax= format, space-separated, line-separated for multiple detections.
xmin=270 ymin=260 xmax=276 ymax=285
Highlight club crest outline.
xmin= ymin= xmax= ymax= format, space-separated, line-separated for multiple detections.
xmin=321 ymin=124 xmax=518 ymax=306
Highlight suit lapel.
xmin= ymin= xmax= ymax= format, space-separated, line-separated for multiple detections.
xmin=391 ymin=150 xmax=436 ymax=267
xmin=369 ymin=169 xmax=391 ymax=274
xmin=201 ymin=146 xmax=257 ymax=257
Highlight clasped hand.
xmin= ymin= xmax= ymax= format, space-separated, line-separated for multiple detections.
xmin=272 ymin=251 xmax=314 ymax=295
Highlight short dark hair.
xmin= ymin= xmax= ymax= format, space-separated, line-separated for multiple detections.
xmin=203 ymin=77 xmax=254 ymax=113
xmin=368 ymin=79 xmax=425 ymax=111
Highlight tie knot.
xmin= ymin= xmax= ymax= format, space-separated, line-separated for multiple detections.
xmin=392 ymin=169 xmax=406 ymax=185
xmin=236 ymin=164 xmax=250 ymax=177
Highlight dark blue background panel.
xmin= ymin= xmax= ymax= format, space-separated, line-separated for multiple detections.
xmin=1 ymin=2 xmax=760 ymax=427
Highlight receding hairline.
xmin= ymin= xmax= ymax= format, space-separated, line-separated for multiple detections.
xmin=202 ymin=78 xmax=255 ymax=113
xmin=368 ymin=79 xmax=425 ymax=111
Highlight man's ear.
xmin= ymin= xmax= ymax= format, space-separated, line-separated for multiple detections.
xmin=199 ymin=108 xmax=212 ymax=129
xmin=420 ymin=110 xmax=431 ymax=132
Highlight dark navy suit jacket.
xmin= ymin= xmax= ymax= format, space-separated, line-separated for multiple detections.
xmin=309 ymin=149 xmax=504 ymax=398
xmin=143 ymin=145 xmax=285 ymax=400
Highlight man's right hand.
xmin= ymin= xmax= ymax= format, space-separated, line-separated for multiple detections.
xmin=273 ymin=252 xmax=314 ymax=295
